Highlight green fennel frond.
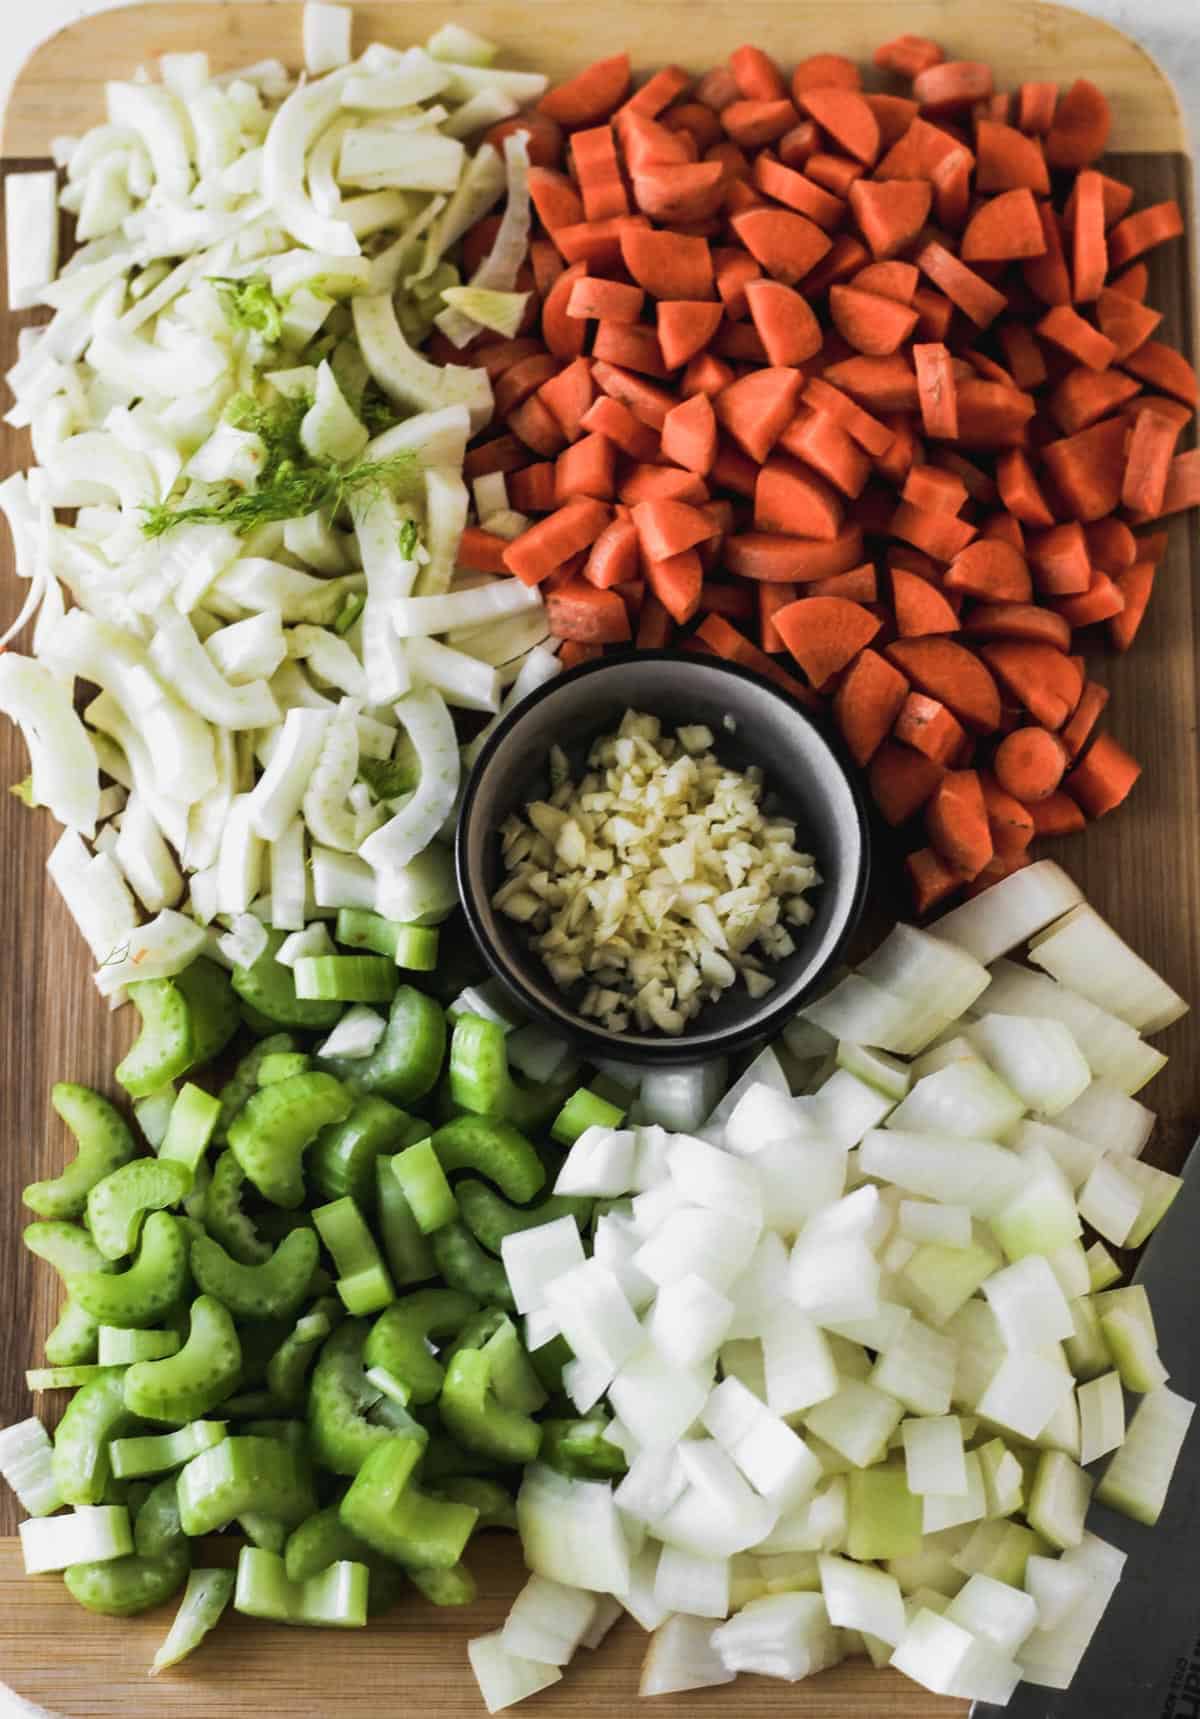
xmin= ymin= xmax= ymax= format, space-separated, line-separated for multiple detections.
xmin=141 ymin=392 xmax=422 ymax=539
xmin=210 ymin=274 xmax=288 ymax=343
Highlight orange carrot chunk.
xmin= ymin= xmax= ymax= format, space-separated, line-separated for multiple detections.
xmin=779 ymin=411 xmax=871 ymax=499
xmin=655 ymin=299 xmax=724 ymax=369
xmin=554 ymin=433 xmax=617 ymax=503
xmin=894 ymin=692 xmax=967 ymax=765
xmin=565 ymin=276 xmax=645 ymax=323
xmin=802 ymin=378 xmax=895 ymax=456
xmin=979 ymin=641 xmax=1084 ymax=730
xmin=944 ymin=540 xmax=1032 ymax=603
xmin=891 ymin=500 xmax=976 ymax=563
xmin=591 ymin=361 xmax=678 ymax=430
xmin=539 ymin=54 xmax=632 ymax=128
xmin=1061 ymin=682 xmax=1111 ymax=758
xmin=772 ymin=595 xmax=882 ymax=688
xmin=632 ymin=162 xmax=728 ymax=223
xmin=725 ymin=528 xmax=865 ymax=583
xmin=503 ymin=498 xmax=614 ymax=586
xmin=912 ymin=342 xmax=958 ymax=440
xmin=798 ymin=88 xmax=880 ymax=164
xmin=874 ymin=36 xmax=946 ymax=79
xmin=902 ymin=465 xmax=968 ymax=514
xmin=1044 ymin=79 xmax=1111 ymax=170
xmin=993 ymin=726 xmax=1068 ymax=802
xmin=753 ymin=155 xmax=845 ymax=228
xmin=744 ymin=279 xmax=823 ymax=365
xmin=621 ymin=228 xmax=715 ymax=300
xmin=1040 ymin=417 xmax=1128 ymax=522
xmin=546 ymin=578 xmax=632 ymax=643
xmin=1063 ymin=732 xmax=1141 ymax=818
xmin=1053 ymin=573 xmax=1126 ymax=629
xmin=538 ymin=356 xmax=597 ymax=442
xmin=570 ymin=125 xmax=629 ymax=221
xmin=1121 ymin=408 xmax=1181 ymax=516
xmin=1027 ymin=523 xmax=1093 ymax=597
xmin=960 ymin=189 xmax=1047 ymax=262
xmin=961 ymin=603 xmax=1071 ymax=651
xmin=916 ymin=241 xmax=1007 ymax=327
xmin=660 ymin=392 xmax=718 ymax=476
xmin=714 ymin=367 xmax=805 ymax=462
xmin=829 ymin=285 xmax=919 ymax=356
xmin=1107 ymin=562 xmax=1156 ymax=651
xmin=980 ymin=773 xmax=1036 ymax=854
xmin=791 ymin=52 xmax=862 ymax=94
xmin=974 ymin=120 xmax=1050 ymax=193
xmin=456 ymin=526 xmax=512 ymax=575
xmin=722 ymin=98 xmax=801 ymax=150
xmin=486 ymin=112 xmax=564 ymax=168
xmin=848 ymin=179 xmax=933 ymax=261
xmin=807 ymin=564 xmax=879 ymax=601
xmin=1070 ymin=168 xmax=1108 ymax=302
xmin=731 ymin=207 xmax=833 ymax=284
xmin=906 ymin=847 xmax=967 ymax=914
xmin=579 ymin=395 xmax=660 ymax=461
xmin=584 ymin=516 xmax=641 ymax=589
xmin=1120 ymin=341 xmax=1199 ymax=407
xmin=926 ymin=769 xmax=994 ymax=877
xmin=870 ymin=743 xmax=946 ymax=825
xmin=528 ymin=166 xmax=585 ymax=232
xmin=754 ymin=457 xmax=844 ymax=540
xmin=995 ymin=448 xmax=1055 ymax=527
xmin=886 ymin=637 xmax=1002 ymax=732
xmin=912 ymin=60 xmax=994 ymax=117
xmin=1107 ymin=200 xmax=1185 ymax=269
xmin=730 ymin=43 xmax=788 ymax=101
xmin=695 ymin=612 xmax=821 ymax=707
xmin=643 ymin=548 xmax=704 ymax=624
xmin=1036 ymin=304 xmax=1117 ymax=372
xmin=892 ymin=567 xmax=960 ymax=636
xmin=541 ymin=263 xmax=589 ymax=360
xmin=833 ymin=648 xmax=910 ymax=766
xmin=631 ymin=498 xmax=716 ymax=562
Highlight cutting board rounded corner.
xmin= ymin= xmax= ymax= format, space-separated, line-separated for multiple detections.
xmin=1 ymin=0 xmax=1195 ymax=160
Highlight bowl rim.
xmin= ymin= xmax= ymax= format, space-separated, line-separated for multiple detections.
xmin=454 ymin=648 xmax=872 ymax=1066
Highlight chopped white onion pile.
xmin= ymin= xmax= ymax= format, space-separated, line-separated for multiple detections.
xmin=1 ymin=1 xmax=561 ymax=995
xmin=493 ymin=710 xmax=822 ymax=1034
xmin=474 ymin=863 xmax=1191 ymax=1710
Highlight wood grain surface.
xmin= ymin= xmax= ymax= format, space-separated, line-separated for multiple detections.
xmin=0 ymin=3 xmax=1196 ymax=1715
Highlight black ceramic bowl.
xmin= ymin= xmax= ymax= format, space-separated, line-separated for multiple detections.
xmin=456 ymin=652 xmax=870 ymax=1065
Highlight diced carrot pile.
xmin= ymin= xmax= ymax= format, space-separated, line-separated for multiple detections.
xmin=438 ymin=39 xmax=1199 ymax=913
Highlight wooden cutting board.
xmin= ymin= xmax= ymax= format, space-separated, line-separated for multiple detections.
xmin=0 ymin=3 xmax=1195 ymax=1714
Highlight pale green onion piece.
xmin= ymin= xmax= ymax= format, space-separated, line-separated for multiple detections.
xmin=20 ymin=1506 xmax=132 ymax=1574
xmin=0 ymin=1417 xmax=62 ymax=1516
xmin=293 ymin=953 xmax=397 ymax=1003
xmin=1078 ymin=1372 xmax=1126 ymax=1468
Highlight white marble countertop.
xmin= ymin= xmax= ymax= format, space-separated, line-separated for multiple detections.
xmin=1 ymin=0 xmax=1196 ymax=167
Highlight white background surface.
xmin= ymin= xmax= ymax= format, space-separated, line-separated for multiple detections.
xmin=0 ymin=0 xmax=1197 ymax=166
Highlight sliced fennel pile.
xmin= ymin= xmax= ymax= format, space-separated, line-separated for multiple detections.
xmin=0 ymin=1 xmax=560 ymax=1002
xmin=471 ymin=861 xmax=1192 ymax=1711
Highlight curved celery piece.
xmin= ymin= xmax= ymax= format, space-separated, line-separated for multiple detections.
xmin=24 ymin=1218 xmax=114 ymax=1282
xmin=115 ymin=979 xmax=194 ymax=1099
xmin=177 ymin=1436 xmax=316 ymax=1538
xmin=234 ymin=1545 xmax=368 ymax=1628
xmin=65 ymin=1477 xmax=188 ymax=1617
xmin=174 ymin=958 xmax=240 ymax=1066
xmin=239 ymin=1514 xmax=289 ymax=1553
xmin=97 ymin=1326 xmax=181 ymax=1366
xmin=480 ymin=1319 xmax=547 ymax=1415
xmin=419 ymin=1435 xmax=509 ymax=1484
xmin=308 ymin=1320 xmax=416 ymax=1476
xmin=363 ymin=1289 xmax=479 ymax=1405
xmin=340 ymin=1437 xmax=478 ymax=1571
xmin=151 ymin=1567 xmax=235 ymax=1674
xmin=45 ymin=1299 xmax=102 ymax=1367
xmin=257 ymin=1052 xmax=312 ymax=1085
xmin=312 ymin=1197 xmax=395 ymax=1316
xmin=539 ymin=1417 xmax=628 ymax=1481
xmin=439 ymin=1349 xmax=541 ymax=1465
xmin=529 ymin=1332 xmax=573 ymax=1399
xmin=455 ymin=1179 xmax=592 ymax=1257
xmin=23 ymin=1084 xmax=137 ymax=1220
xmin=231 ymin=928 xmax=344 ymax=1030
xmin=87 ymin=1158 xmax=192 ymax=1260
xmin=206 ymin=1150 xmax=273 ymax=1266
xmin=434 ymin=1477 xmax=518 ymax=1531
xmin=229 ymin=1073 xmax=354 ymax=1207
xmin=215 ymin=1033 xmax=299 ymax=1143
xmin=376 ymin=1152 xmax=436 ymax=1287
xmin=241 ymin=1001 xmax=284 ymax=1037
xmin=309 ymin=1095 xmax=424 ymax=1205
xmin=123 ymin=1295 xmax=242 ymax=1422
xmin=27 ymin=1364 xmax=112 ymax=1391
xmin=71 ymin=1212 xmax=189 ymax=1328
xmin=191 ymin=1227 xmax=320 ymax=1321
xmin=430 ymin=1115 xmax=545 ymax=1203
xmin=552 ymin=1086 xmax=627 ymax=1147
xmin=445 ymin=1308 xmax=509 ymax=1363
xmin=322 ymin=985 xmax=446 ymax=1104
xmin=53 ymin=1370 xmax=141 ymax=1506
xmin=285 ymin=1505 xmax=374 ymax=1582
xmin=136 ymin=1474 xmax=186 ymax=1556
xmin=408 ymin=1563 xmax=476 ymax=1605
xmin=392 ymin=1138 xmax=455 ymax=1234
xmin=447 ymin=1014 xmax=571 ymax=1131
xmin=160 ymin=1083 xmax=222 ymax=1175
xmin=431 ymin=1223 xmax=515 ymax=1309
xmin=110 ymin=1420 xmax=227 ymax=1480
xmin=266 ymin=1297 xmax=343 ymax=1408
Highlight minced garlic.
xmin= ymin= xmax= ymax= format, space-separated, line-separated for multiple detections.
xmin=492 ymin=709 xmax=821 ymax=1034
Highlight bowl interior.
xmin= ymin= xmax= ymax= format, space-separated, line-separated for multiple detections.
xmin=458 ymin=653 xmax=869 ymax=1062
